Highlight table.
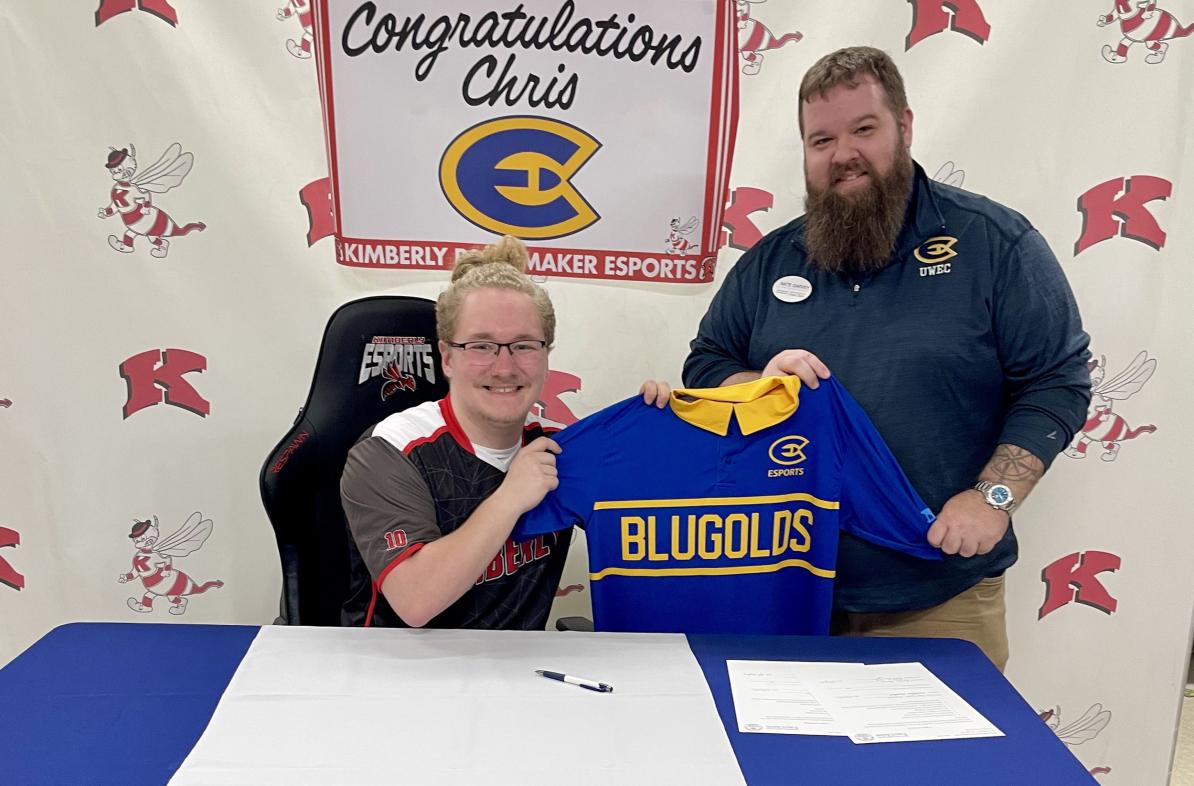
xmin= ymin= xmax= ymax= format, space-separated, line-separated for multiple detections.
xmin=0 ymin=623 xmax=1094 ymax=785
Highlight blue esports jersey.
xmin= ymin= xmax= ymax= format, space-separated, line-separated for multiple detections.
xmin=513 ymin=376 xmax=939 ymax=635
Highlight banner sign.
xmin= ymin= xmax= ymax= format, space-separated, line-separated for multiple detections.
xmin=313 ymin=0 xmax=738 ymax=282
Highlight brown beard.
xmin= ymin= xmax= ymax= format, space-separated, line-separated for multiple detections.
xmin=802 ymin=146 xmax=914 ymax=277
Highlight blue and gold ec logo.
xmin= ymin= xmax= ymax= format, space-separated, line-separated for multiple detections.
xmin=439 ymin=116 xmax=601 ymax=240
xmin=913 ymin=235 xmax=958 ymax=264
xmin=768 ymin=435 xmax=810 ymax=466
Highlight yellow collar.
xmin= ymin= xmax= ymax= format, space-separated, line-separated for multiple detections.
xmin=669 ymin=376 xmax=802 ymax=436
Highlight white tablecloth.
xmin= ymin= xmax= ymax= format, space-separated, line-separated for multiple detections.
xmin=168 ymin=626 xmax=746 ymax=785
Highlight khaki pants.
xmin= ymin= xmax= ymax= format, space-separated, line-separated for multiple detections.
xmin=833 ymin=575 xmax=1009 ymax=671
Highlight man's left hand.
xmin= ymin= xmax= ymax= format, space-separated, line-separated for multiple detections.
xmin=926 ymin=490 xmax=1009 ymax=557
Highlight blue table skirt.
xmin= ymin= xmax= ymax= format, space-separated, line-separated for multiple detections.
xmin=1 ymin=623 xmax=257 ymax=786
xmin=1 ymin=624 xmax=1093 ymax=785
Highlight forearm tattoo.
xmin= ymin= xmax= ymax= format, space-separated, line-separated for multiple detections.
xmin=988 ymin=444 xmax=1045 ymax=487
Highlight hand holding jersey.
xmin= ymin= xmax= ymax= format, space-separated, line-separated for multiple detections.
xmin=494 ymin=384 xmax=674 ymax=518
xmin=639 ymin=379 xmax=673 ymax=408
xmin=719 ymin=348 xmax=833 ymax=391
xmin=492 ymin=437 xmax=561 ymax=516
xmin=745 ymin=347 xmax=1032 ymax=560
xmin=927 ymin=444 xmax=1045 ymax=558
xmin=495 ymin=378 xmax=676 ymax=516
xmin=760 ymin=349 xmax=832 ymax=389
xmin=750 ymin=343 xmax=1043 ymax=562
xmin=927 ymin=491 xmax=1009 ymax=558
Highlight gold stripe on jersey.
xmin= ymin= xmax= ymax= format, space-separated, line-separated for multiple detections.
xmin=593 ymin=493 xmax=839 ymax=510
xmin=591 ymin=558 xmax=835 ymax=581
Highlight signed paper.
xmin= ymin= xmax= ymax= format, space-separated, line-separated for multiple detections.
xmin=728 ymin=660 xmax=1003 ymax=744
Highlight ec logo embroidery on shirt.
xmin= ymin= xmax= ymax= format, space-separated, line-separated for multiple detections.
xmin=914 ymin=235 xmax=958 ymax=277
xmin=769 ymin=436 xmax=809 ymax=465
xmin=767 ymin=436 xmax=810 ymax=477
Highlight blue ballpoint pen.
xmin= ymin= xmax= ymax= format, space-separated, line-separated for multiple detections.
xmin=535 ymin=669 xmax=614 ymax=693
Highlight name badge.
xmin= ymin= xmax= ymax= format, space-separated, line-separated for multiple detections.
xmin=772 ymin=275 xmax=812 ymax=303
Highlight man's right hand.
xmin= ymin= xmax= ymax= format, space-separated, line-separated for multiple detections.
xmin=495 ymin=437 xmax=560 ymax=515
xmin=761 ymin=349 xmax=832 ymax=389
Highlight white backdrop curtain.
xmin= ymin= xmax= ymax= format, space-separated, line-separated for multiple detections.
xmin=2 ymin=3 xmax=1191 ymax=783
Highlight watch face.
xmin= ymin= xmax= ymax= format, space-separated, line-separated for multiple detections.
xmin=988 ymin=485 xmax=1012 ymax=506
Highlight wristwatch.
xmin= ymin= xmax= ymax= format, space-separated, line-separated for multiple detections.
xmin=973 ymin=481 xmax=1017 ymax=514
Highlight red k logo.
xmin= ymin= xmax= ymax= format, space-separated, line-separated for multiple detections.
xmin=535 ymin=371 xmax=582 ymax=426
xmin=299 ymin=177 xmax=335 ymax=246
xmin=1074 ymin=176 xmax=1171 ymax=255
xmin=720 ymin=187 xmax=774 ymax=252
xmin=95 ymin=0 xmax=178 ymax=27
xmin=905 ymin=0 xmax=992 ymax=50
xmin=119 ymin=348 xmax=210 ymax=419
xmin=1039 ymin=551 xmax=1121 ymax=619
xmin=0 ymin=527 xmax=24 ymax=592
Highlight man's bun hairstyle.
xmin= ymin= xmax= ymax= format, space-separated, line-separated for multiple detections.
xmin=436 ymin=236 xmax=555 ymax=347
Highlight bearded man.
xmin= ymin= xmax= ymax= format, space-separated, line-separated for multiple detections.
xmin=683 ymin=46 xmax=1091 ymax=670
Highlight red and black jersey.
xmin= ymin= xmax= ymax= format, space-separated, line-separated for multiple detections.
xmin=340 ymin=396 xmax=570 ymax=628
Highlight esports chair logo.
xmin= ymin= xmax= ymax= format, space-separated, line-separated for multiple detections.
xmin=439 ymin=116 xmax=601 ymax=240
xmin=768 ymin=435 xmax=809 ymax=477
xmin=358 ymin=336 xmax=436 ymax=401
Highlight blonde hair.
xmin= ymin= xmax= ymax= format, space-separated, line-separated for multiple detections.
xmin=436 ymin=236 xmax=556 ymax=346
xmin=798 ymin=46 xmax=909 ymax=134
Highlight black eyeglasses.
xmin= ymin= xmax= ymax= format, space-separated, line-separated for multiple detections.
xmin=446 ymin=340 xmax=549 ymax=361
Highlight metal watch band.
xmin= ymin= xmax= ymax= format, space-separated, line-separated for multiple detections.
xmin=973 ymin=481 xmax=1017 ymax=514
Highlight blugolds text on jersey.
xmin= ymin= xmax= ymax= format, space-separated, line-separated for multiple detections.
xmin=619 ymin=508 xmax=815 ymax=563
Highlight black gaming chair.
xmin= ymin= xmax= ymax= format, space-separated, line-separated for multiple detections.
xmin=260 ymin=295 xmax=448 ymax=625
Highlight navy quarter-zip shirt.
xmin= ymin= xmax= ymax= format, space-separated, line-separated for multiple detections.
xmin=683 ymin=162 xmax=1091 ymax=612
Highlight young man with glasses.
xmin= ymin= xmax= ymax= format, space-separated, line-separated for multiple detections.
xmin=340 ymin=236 xmax=669 ymax=628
